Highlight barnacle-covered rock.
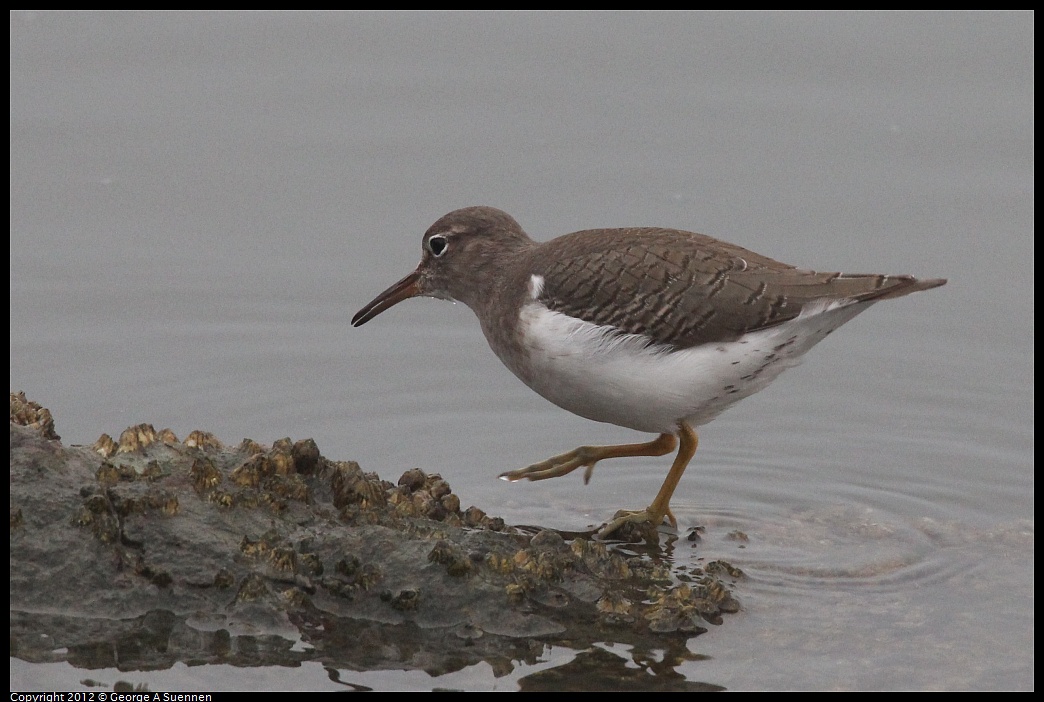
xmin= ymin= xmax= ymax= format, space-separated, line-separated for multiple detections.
xmin=10 ymin=394 xmax=742 ymax=684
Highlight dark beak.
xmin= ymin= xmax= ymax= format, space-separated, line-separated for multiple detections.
xmin=352 ymin=270 xmax=422 ymax=327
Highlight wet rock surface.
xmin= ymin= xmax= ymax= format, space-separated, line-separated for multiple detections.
xmin=9 ymin=392 xmax=741 ymax=685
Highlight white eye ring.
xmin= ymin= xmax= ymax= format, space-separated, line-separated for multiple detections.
xmin=427 ymin=235 xmax=448 ymax=257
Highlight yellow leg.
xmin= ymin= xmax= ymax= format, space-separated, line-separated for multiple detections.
xmin=598 ymin=421 xmax=699 ymax=536
xmin=499 ymin=432 xmax=677 ymax=484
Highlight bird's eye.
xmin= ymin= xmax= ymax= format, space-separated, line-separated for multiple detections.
xmin=427 ymin=235 xmax=448 ymax=257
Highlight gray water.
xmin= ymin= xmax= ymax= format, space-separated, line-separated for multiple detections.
xmin=10 ymin=11 xmax=1033 ymax=691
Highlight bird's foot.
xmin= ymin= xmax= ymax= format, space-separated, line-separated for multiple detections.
xmin=498 ymin=446 xmax=603 ymax=482
xmin=498 ymin=433 xmax=678 ymax=484
xmin=597 ymin=506 xmax=677 ymax=539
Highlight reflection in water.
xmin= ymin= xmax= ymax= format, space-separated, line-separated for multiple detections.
xmin=519 ymin=644 xmax=723 ymax=692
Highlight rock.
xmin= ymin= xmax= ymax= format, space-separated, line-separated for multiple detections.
xmin=9 ymin=393 xmax=741 ymax=680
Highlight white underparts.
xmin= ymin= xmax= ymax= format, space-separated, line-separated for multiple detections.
xmin=508 ymin=298 xmax=870 ymax=434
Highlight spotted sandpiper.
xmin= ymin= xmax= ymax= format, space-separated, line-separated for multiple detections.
xmin=352 ymin=206 xmax=945 ymax=536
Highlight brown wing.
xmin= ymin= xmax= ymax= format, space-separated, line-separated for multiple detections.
xmin=533 ymin=227 xmax=945 ymax=350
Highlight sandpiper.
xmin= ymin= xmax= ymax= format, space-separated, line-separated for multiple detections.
xmin=352 ymin=206 xmax=945 ymax=536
